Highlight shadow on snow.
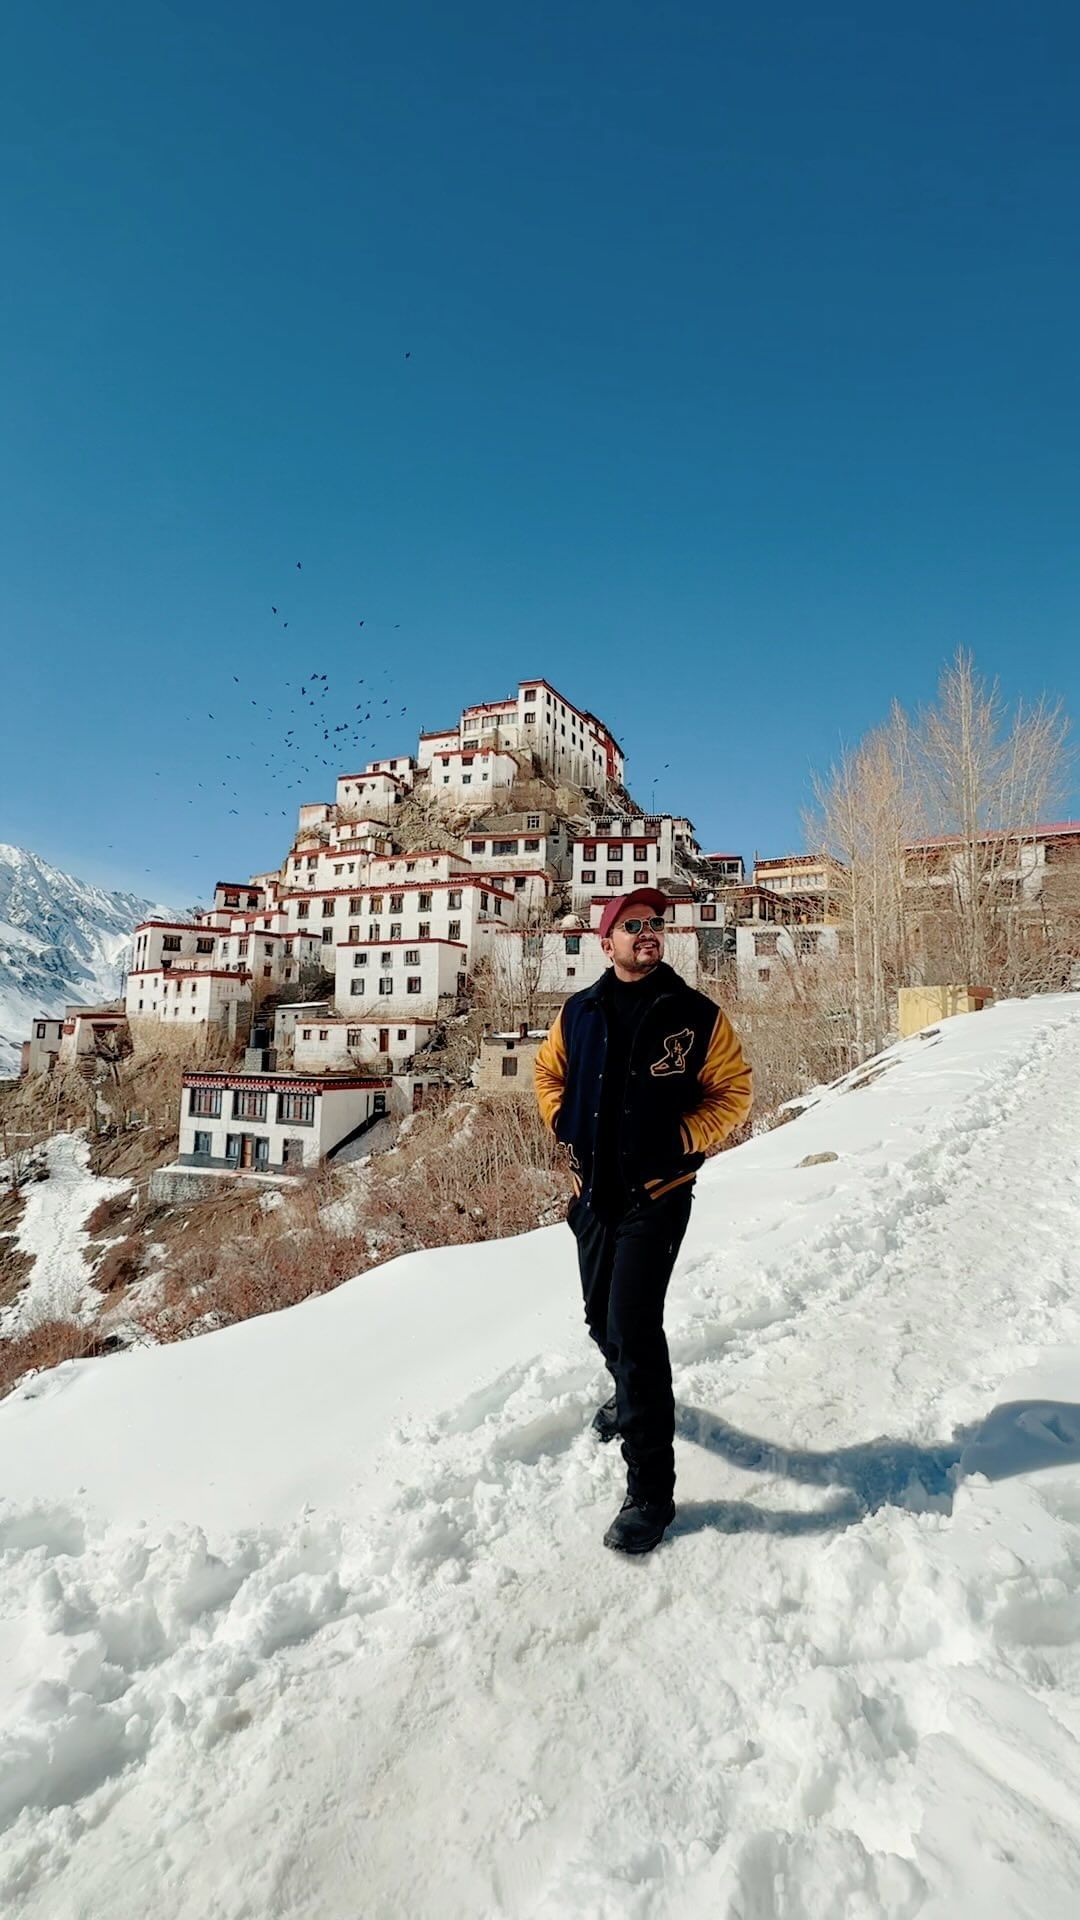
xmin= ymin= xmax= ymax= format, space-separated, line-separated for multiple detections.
xmin=670 ymin=1398 xmax=1080 ymax=1539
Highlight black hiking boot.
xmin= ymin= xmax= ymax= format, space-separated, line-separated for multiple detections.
xmin=603 ymin=1494 xmax=676 ymax=1555
xmin=591 ymin=1396 xmax=620 ymax=1443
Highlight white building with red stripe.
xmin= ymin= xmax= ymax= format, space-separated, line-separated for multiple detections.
xmin=417 ymin=678 xmax=624 ymax=796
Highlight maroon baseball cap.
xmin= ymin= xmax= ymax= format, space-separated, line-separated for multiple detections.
xmin=597 ymin=888 xmax=673 ymax=941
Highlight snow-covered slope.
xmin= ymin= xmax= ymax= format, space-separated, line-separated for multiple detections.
xmin=0 ymin=846 xmax=173 ymax=1075
xmin=3 ymin=994 xmax=1080 ymax=1916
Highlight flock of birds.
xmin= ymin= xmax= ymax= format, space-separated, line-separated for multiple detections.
xmin=125 ymin=561 xmax=416 ymax=872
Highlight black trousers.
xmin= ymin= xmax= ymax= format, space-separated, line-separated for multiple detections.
xmin=568 ymin=1186 xmax=694 ymax=1505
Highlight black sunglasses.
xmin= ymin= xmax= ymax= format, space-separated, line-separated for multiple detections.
xmin=615 ymin=915 xmax=667 ymax=934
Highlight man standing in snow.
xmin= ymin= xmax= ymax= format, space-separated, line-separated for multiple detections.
xmin=534 ymin=890 xmax=752 ymax=1554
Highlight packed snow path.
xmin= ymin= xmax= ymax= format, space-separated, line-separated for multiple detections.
xmin=2 ymin=997 xmax=1080 ymax=1916
xmin=0 ymin=1133 xmax=129 ymax=1338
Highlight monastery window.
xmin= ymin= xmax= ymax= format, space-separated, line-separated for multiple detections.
xmin=418 ymin=892 xmax=432 ymax=911
xmin=524 ymin=713 xmax=535 ymax=725
xmin=238 ymin=938 xmax=249 ymax=956
xmin=321 ymin=930 xmax=333 ymax=946
xmin=633 ymin=870 xmax=649 ymax=884
xmin=407 ymin=977 xmax=422 ymax=995
xmin=189 ymin=1087 xmax=221 ymax=1118
xmin=297 ymin=902 xmax=309 ymax=919
xmin=583 ymin=843 xmax=597 ymax=861
xmin=193 ymin=1131 xmax=212 ymax=1157
xmin=565 ymin=936 xmax=581 ymax=954
xmin=633 ymin=844 xmax=648 ymax=859
xmin=322 ymin=900 xmax=334 ymax=918
xmin=492 ymin=897 xmax=502 ymax=915
xmin=524 ymin=838 xmax=540 ymax=852
xmin=349 ymin=897 xmax=362 ymax=916
xmin=232 ymin=1089 xmax=267 ymax=1122
xmin=404 ymin=948 xmax=421 ymax=965
xmin=754 ymin=931 xmax=779 ymax=957
xmin=469 ymin=843 xmax=485 ymax=856
xmin=379 ymin=977 xmax=393 ymax=996
xmin=463 ymin=742 xmax=477 ymax=754
xmin=448 ymin=920 xmax=460 ymax=941
xmin=581 ymin=869 xmax=596 ymax=884
xmin=493 ymin=841 xmax=516 ymax=856
xmin=347 ymin=1029 xmax=363 ymax=1048
xmin=334 ymin=865 xmax=343 ymax=877
xmin=605 ymin=870 xmax=623 ymax=887
xmin=758 ymin=966 xmax=771 ymax=983
xmin=380 ymin=951 xmax=392 ymax=966
xmin=302 ymin=1029 xmax=312 ymax=1040
xmin=501 ymin=1056 xmax=519 ymax=1078
xmin=353 ymin=952 xmax=368 ymax=965
xmin=462 ymin=774 xmax=471 ymax=785
xmin=699 ymin=905 xmax=717 ymax=922
xmin=350 ymin=979 xmax=365 ymax=996
xmin=480 ymin=893 xmax=488 ymax=912
xmin=370 ymin=896 xmax=384 ymax=913
xmin=524 ymin=688 xmax=536 ymax=702
xmin=526 ymin=815 xmax=541 ymax=829
xmin=162 ymin=936 xmax=182 ymax=952
xmin=397 ymin=1028 xmax=408 ymax=1041
xmin=368 ymin=924 xmax=380 ymax=942
xmin=277 ymin=1092 xmax=315 ymax=1126
xmin=196 ymin=938 xmax=214 ymax=954
xmin=387 ymin=922 xmax=400 ymax=939
xmin=390 ymin=894 xmax=404 ymax=913
xmin=448 ymin=891 xmax=462 ymax=909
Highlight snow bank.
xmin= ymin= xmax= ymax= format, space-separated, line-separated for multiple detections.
xmin=2 ymin=995 xmax=1080 ymax=1916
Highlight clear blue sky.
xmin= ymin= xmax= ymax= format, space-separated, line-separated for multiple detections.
xmin=2 ymin=1 xmax=1078 ymax=904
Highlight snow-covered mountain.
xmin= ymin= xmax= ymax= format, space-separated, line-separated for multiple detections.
xmin=0 ymin=845 xmax=175 ymax=1075
xmin=3 ymin=994 xmax=1080 ymax=1913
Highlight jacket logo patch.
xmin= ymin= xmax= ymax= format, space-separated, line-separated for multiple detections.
xmin=650 ymin=1028 xmax=694 ymax=1077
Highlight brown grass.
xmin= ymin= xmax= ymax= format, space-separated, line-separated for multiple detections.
xmin=0 ymin=1318 xmax=104 ymax=1401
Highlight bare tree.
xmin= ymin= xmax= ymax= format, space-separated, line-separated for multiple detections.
xmin=913 ymin=650 xmax=1072 ymax=990
xmin=808 ymin=703 xmax=920 ymax=1059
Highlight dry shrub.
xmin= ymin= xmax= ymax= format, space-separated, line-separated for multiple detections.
xmin=0 ymin=1319 xmax=98 ymax=1401
xmin=92 ymin=1238 xmax=142 ymax=1301
xmin=85 ymin=1190 xmax=135 ymax=1238
xmin=704 ymin=957 xmax=860 ymax=1131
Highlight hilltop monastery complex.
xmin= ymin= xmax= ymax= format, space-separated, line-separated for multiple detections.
xmin=28 ymin=670 xmax=1071 ymax=1182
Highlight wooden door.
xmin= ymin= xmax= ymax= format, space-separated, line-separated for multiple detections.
xmin=240 ymin=1135 xmax=253 ymax=1169
xmin=379 ymin=1028 xmax=389 ymax=1052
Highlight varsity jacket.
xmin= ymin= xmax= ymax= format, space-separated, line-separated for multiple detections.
xmin=533 ymin=961 xmax=752 ymax=1207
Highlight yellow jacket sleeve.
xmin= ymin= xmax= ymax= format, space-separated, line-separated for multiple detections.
xmin=679 ymin=1009 xmax=752 ymax=1155
xmin=533 ymin=1007 xmax=568 ymax=1134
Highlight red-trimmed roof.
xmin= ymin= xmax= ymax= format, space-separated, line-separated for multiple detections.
xmin=369 ymin=848 xmax=465 ymax=863
xmin=905 ymin=822 xmax=1080 ymax=850
xmin=575 ymin=836 xmax=658 ymax=848
xmin=336 ymin=937 xmax=467 ymax=950
xmin=183 ymin=1071 xmax=384 ymax=1092
xmin=283 ymin=876 xmax=515 ymax=901
xmin=134 ymin=920 xmax=205 ymax=934
xmin=127 ymin=968 xmax=253 ymax=982
xmin=294 ymin=1015 xmax=437 ymax=1028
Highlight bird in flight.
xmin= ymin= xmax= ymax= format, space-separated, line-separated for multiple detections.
xmin=296 ymin=561 xmax=302 ymax=570
xmin=404 ymin=351 xmax=411 ymax=360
